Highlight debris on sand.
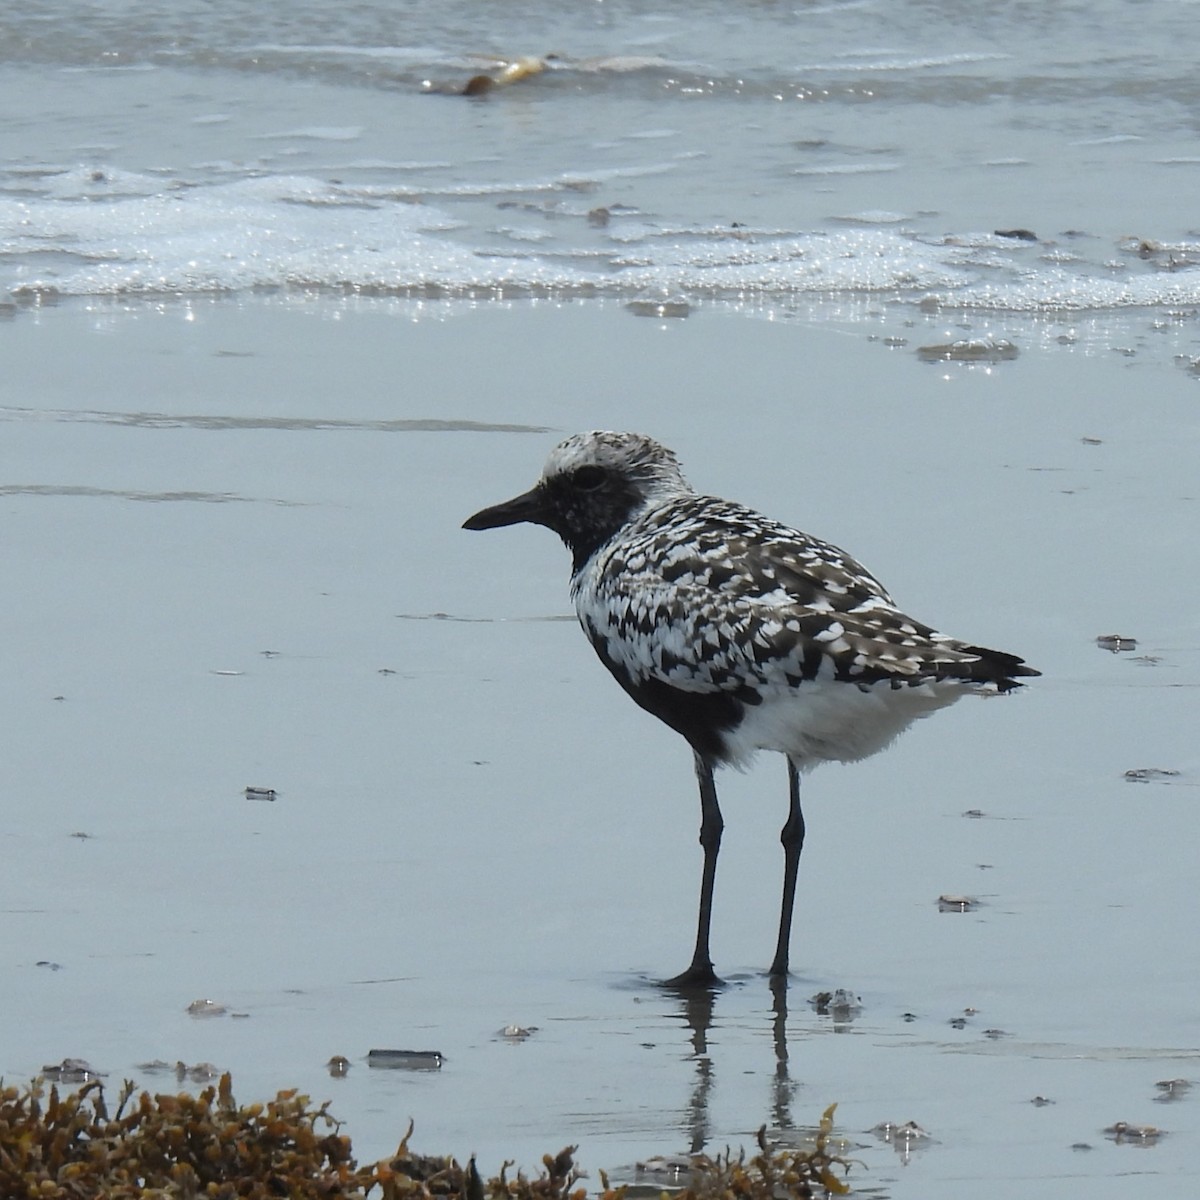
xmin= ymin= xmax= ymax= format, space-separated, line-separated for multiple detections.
xmin=1105 ymin=1120 xmax=1163 ymax=1144
xmin=39 ymin=1059 xmax=101 ymax=1085
xmin=367 ymin=1048 xmax=444 ymax=1071
xmin=809 ymin=990 xmax=863 ymax=1020
xmin=186 ymin=998 xmax=229 ymax=1018
xmin=916 ymin=337 xmax=1019 ymax=363
xmin=421 ymin=56 xmax=546 ymax=97
xmin=1095 ymin=633 xmax=1137 ymax=652
xmin=498 ymin=1024 xmax=538 ymax=1041
xmin=1123 ymin=767 xmax=1181 ymax=784
xmin=625 ymin=299 xmax=692 ymax=318
xmin=463 ymin=56 xmax=545 ymax=95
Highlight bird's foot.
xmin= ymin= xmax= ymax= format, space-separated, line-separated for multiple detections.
xmin=660 ymin=963 xmax=724 ymax=991
xmin=768 ymin=946 xmax=793 ymax=981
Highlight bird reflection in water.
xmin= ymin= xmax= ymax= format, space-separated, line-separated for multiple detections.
xmin=658 ymin=976 xmax=861 ymax=1157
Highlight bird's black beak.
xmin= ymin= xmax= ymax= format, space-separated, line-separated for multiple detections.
xmin=462 ymin=486 xmax=548 ymax=531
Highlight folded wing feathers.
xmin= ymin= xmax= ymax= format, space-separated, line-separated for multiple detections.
xmin=587 ymin=498 xmax=1038 ymax=695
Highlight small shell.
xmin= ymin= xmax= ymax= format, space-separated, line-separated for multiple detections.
xmin=187 ymin=998 xmax=228 ymax=1018
xmin=1105 ymin=1121 xmax=1162 ymax=1143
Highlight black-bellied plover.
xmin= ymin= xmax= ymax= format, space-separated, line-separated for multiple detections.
xmin=464 ymin=431 xmax=1038 ymax=988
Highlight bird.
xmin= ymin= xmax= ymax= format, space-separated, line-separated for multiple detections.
xmin=463 ymin=431 xmax=1039 ymax=988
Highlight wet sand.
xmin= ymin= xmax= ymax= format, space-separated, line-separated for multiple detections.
xmin=2 ymin=295 xmax=1198 ymax=1197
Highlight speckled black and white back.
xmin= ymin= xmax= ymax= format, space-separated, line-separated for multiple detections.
xmin=540 ymin=431 xmax=1036 ymax=771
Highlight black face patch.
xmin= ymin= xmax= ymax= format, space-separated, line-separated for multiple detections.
xmin=538 ymin=467 xmax=645 ymax=570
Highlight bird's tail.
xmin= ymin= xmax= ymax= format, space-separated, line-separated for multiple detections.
xmin=954 ymin=644 xmax=1041 ymax=692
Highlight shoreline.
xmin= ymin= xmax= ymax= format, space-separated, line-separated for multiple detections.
xmin=2 ymin=293 xmax=1197 ymax=1179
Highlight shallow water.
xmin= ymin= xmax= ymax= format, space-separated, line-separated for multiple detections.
xmin=3 ymin=1 xmax=1200 ymax=1195
xmin=3 ymin=296 xmax=1198 ymax=1199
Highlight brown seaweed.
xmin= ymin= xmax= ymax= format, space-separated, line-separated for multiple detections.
xmin=0 ymin=1075 xmax=852 ymax=1199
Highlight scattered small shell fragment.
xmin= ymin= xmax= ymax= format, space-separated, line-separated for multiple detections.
xmin=809 ymin=989 xmax=862 ymax=1018
xmin=137 ymin=1060 xmax=220 ymax=1081
xmin=187 ymin=999 xmax=228 ymax=1018
xmin=871 ymin=1121 xmax=930 ymax=1145
xmin=625 ymin=299 xmax=691 ymax=319
xmin=327 ymin=1055 xmax=352 ymax=1077
xmin=1105 ymin=1121 xmax=1162 ymax=1144
xmin=1154 ymin=1078 xmax=1191 ymax=1101
xmin=1120 ymin=236 xmax=1161 ymax=257
xmin=36 ymin=960 xmax=63 ymax=971
xmin=41 ymin=1058 xmax=101 ymax=1084
xmin=498 ymin=1024 xmax=538 ymax=1041
xmin=937 ymin=895 xmax=976 ymax=913
xmin=181 ymin=1062 xmax=221 ymax=1082
xmin=461 ymin=56 xmax=545 ymax=96
xmin=367 ymin=1048 xmax=443 ymax=1070
xmin=1123 ymin=768 xmax=1181 ymax=783
xmin=1030 ymin=1095 xmax=1055 ymax=1106
xmin=1096 ymin=633 xmax=1137 ymax=652
xmin=961 ymin=808 xmax=986 ymax=818
xmin=635 ymin=1155 xmax=692 ymax=1178
xmin=244 ymin=786 xmax=277 ymax=800
xmin=916 ymin=337 xmax=1019 ymax=363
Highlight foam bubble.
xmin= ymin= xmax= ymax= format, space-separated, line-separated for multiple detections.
xmin=5 ymin=168 xmax=1200 ymax=310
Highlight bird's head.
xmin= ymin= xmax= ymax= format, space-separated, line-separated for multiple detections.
xmin=463 ymin=430 xmax=693 ymax=567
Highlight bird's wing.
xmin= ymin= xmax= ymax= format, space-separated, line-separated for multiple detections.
xmin=582 ymin=502 xmax=1029 ymax=693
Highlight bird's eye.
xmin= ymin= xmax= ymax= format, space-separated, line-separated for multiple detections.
xmin=574 ymin=465 xmax=607 ymax=491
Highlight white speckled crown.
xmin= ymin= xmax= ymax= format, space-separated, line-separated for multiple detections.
xmin=544 ymin=431 xmax=692 ymax=505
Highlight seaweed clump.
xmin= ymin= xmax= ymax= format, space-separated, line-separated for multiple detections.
xmin=668 ymin=1108 xmax=852 ymax=1199
xmin=0 ymin=1074 xmax=852 ymax=1198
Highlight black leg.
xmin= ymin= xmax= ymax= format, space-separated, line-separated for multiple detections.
xmin=664 ymin=753 xmax=724 ymax=989
xmin=769 ymin=757 xmax=806 ymax=979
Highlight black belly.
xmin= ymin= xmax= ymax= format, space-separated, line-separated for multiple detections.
xmin=585 ymin=631 xmax=749 ymax=765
